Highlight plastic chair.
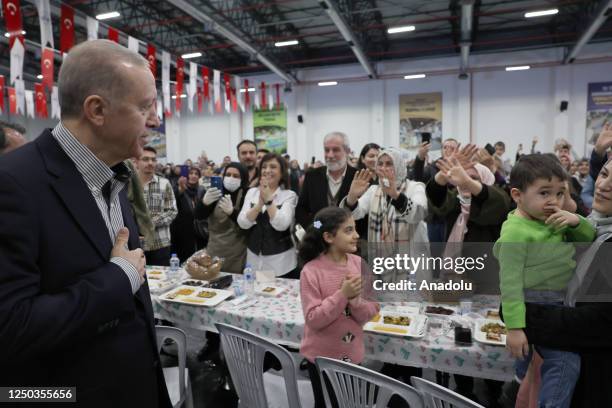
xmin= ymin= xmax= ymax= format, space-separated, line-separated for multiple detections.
xmin=215 ymin=322 xmax=302 ymax=408
xmin=411 ymin=376 xmax=485 ymax=408
xmin=155 ymin=326 xmax=194 ymax=408
xmin=315 ymin=357 xmax=425 ymax=408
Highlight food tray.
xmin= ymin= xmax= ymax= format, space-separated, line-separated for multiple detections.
xmin=255 ymin=284 xmax=286 ymax=297
xmin=159 ymin=285 xmax=233 ymax=307
xmin=424 ymin=304 xmax=458 ymax=317
xmin=474 ymin=318 xmax=507 ymax=346
xmin=364 ymin=312 xmax=427 ymax=338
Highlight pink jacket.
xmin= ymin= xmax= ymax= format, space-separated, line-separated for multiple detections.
xmin=300 ymin=253 xmax=379 ymax=364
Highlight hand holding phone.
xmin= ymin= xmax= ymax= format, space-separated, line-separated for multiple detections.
xmin=210 ymin=176 xmax=223 ymax=192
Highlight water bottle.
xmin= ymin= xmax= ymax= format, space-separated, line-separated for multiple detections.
xmin=169 ymin=253 xmax=180 ymax=278
xmin=243 ymin=263 xmax=255 ymax=297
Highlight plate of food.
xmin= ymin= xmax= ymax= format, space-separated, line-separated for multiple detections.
xmin=146 ymin=269 xmax=168 ymax=280
xmin=159 ymin=285 xmax=233 ymax=307
xmin=181 ymin=279 xmax=208 ymax=287
xmin=474 ymin=319 xmax=507 ymax=346
xmin=364 ymin=312 xmax=427 ymax=338
xmin=424 ymin=305 xmax=457 ymax=317
xmin=255 ymin=284 xmax=286 ymax=297
xmin=484 ymin=309 xmax=502 ymax=321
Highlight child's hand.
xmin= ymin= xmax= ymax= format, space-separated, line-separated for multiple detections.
xmin=341 ymin=276 xmax=362 ymax=299
xmin=506 ymin=329 xmax=529 ymax=359
xmin=545 ymin=207 xmax=580 ymax=229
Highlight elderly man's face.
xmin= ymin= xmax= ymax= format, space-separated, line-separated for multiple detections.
xmin=593 ymin=160 xmax=612 ymax=215
xmin=103 ymin=65 xmax=159 ymax=163
xmin=324 ymin=136 xmax=347 ymax=172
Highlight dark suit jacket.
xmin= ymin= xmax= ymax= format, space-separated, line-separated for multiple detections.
xmin=295 ymin=165 xmax=356 ymax=229
xmin=0 ymin=130 xmax=171 ymax=408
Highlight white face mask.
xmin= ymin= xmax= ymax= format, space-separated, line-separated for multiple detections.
xmin=223 ymin=177 xmax=241 ymax=192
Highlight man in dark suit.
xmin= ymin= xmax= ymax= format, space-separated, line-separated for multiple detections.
xmin=0 ymin=40 xmax=171 ymax=407
xmin=296 ymin=131 xmax=356 ymax=229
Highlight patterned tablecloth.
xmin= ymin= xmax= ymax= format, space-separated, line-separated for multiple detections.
xmin=151 ymin=270 xmax=514 ymax=382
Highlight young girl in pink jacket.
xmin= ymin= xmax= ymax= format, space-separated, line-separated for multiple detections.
xmin=298 ymin=206 xmax=379 ymax=408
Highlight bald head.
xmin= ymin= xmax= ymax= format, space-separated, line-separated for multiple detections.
xmin=58 ymin=40 xmax=149 ymax=119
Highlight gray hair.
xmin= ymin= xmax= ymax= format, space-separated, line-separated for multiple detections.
xmin=323 ymin=131 xmax=350 ymax=152
xmin=58 ymin=40 xmax=149 ymax=118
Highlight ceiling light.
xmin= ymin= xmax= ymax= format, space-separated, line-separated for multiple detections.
xmin=171 ymin=94 xmax=187 ymax=99
xmin=4 ymin=30 xmax=26 ymax=38
xmin=404 ymin=74 xmax=426 ymax=79
xmin=505 ymin=65 xmax=530 ymax=71
xmin=240 ymin=88 xmax=256 ymax=93
xmin=525 ymin=9 xmax=558 ymax=18
xmin=37 ymin=74 xmax=43 ymax=79
xmin=387 ymin=25 xmax=416 ymax=34
xmin=96 ymin=11 xmax=120 ymax=20
xmin=318 ymin=81 xmax=338 ymax=86
xmin=181 ymin=52 xmax=202 ymax=59
xmin=275 ymin=40 xmax=299 ymax=47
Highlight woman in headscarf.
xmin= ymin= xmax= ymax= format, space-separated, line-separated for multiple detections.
xmin=194 ymin=162 xmax=249 ymax=274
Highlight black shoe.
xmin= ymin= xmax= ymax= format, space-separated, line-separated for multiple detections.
xmin=197 ymin=343 xmax=220 ymax=362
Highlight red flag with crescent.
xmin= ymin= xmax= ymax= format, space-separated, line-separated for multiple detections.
xmin=224 ymin=73 xmax=231 ymax=101
xmin=147 ymin=44 xmax=156 ymax=78
xmin=202 ymin=67 xmax=210 ymax=100
xmin=7 ymin=87 xmax=17 ymax=115
xmin=35 ymin=83 xmax=48 ymax=118
xmin=0 ymin=76 xmax=5 ymax=113
xmin=41 ymin=47 xmax=54 ymax=90
xmin=60 ymin=4 xmax=74 ymax=54
xmin=108 ymin=27 xmax=119 ymax=43
xmin=3 ymin=0 xmax=23 ymax=47
xmin=244 ymin=79 xmax=250 ymax=108
xmin=260 ymin=82 xmax=267 ymax=109
xmin=197 ymin=89 xmax=203 ymax=113
xmin=175 ymin=57 xmax=184 ymax=112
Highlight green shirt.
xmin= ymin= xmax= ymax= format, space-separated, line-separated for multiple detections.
xmin=493 ymin=210 xmax=595 ymax=328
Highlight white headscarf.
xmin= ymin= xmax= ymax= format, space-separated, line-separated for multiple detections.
xmin=376 ymin=147 xmax=408 ymax=188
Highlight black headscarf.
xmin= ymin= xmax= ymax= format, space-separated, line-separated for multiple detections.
xmin=222 ymin=162 xmax=249 ymax=209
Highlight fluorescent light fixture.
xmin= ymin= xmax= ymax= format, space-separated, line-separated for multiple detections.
xmin=96 ymin=11 xmax=120 ymax=20
xmin=404 ymin=74 xmax=426 ymax=79
xmin=37 ymin=74 xmax=43 ymax=79
xmin=171 ymin=94 xmax=187 ymax=99
xmin=181 ymin=52 xmax=202 ymax=59
xmin=387 ymin=25 xmax=415 ymax=34
xmin=4 ymin=30 xmax=26 ymax=38
xmin=275 ymin=40 xmax=299 ymax=47
xmin=525 ymin=9 xmax=558 ymax=18
xmin=505 ymin=65 xmax=530 ymax=71
xmin=318 ymin=81 xmax=338 ymax=87
xmin=240 ymin=88 xmax=256 ymax=93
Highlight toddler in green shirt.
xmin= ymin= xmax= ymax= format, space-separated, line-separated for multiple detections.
xmin=494 ymin=154 xmax=595 ymax=408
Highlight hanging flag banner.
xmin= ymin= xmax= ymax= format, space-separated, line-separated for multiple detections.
xmin=202 ymin=67 xmax=210 ymax=100
xmin=197 ymin=89 xmax=203 ymax=113
xmin=234 ymin=75 xmax=244 ymax=112
xmin=108 ymin=27 xmax=119 ymax=43
xmin=36 ymin=0 xmax=54 ymax=49
xmin=268 ymin=87 xmax=274 ymax=111
xmin=260 ymin=82 xmax=267 ymax=110
xmin=8 ymin=87 xmax=17 ymax=115
xmin=127 ymin=36 xmax=139 ymax=53
xmin=244 ymin=79 xmax=250 ymax=109
xmin=231 ymin=88 xmax=237 ymax=113
xmin=147 ymin=44 xmax=156 ymax=78
xmin=0 ymin=76 xmax=4 ymax=113
xmin=223 ymin=73 xmax=231 ymax=101
xmin=275 ymin=84 xmax=281 ymax=110
xmin=41 ymin=47 xmax=54 ymax=90
xmin=60 ymin=4 xmax=74 ymax=53
xmin=156 ymin=98 xmax=163 ymax=121
xmin=161 ymin=51 xmax=170 ymax=113
xmin=4 ymin=0 xmax=24 ymax=48
xmin=213 ymin=69 xmax=221 ymax=113
xmin=254 ymin=88 xmax=260 ymax=110
xmin=175 ymin=57 xmax=184 ymax=113
xmin=35 ymin=83 xmax=48 ymax=118
xmin=25 ymin=90 xmax=34 ymax=118
xmin=15 ymin=79 xmax=25 ymax=115
xmin=10 ymin=39 xmax=25 ymax=84
xmin=253 ymin=107 xmax=288 ymax=154
xmin=187 ymin=62 xmax=197 ymax=112
xmin=86 ymin=16 xmax=98 ymax=41
xmin=51 ymin=85 xmax=60 ymax=119
xmin=399 ymin=92 xmax=443 ymax=150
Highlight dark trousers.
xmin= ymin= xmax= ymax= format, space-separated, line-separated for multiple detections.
xmin=145 ymin=246 xmax=172 ymax=267
xmin=305 ymin=360 xmax=338 ymax=408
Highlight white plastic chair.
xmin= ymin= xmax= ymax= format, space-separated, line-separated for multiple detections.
xmin=216 ymin=322 xmax=302 ymax=408
xmin=411 ymin=376 xmax=485 ymax=408
xmin=155 ymin=325 xmax=194 ymax=408
xmin=315 ymin=357 xmax=424 ymax=408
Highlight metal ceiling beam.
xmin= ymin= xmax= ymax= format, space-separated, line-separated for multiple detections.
xmin=318 ymin=0 xmax=377 ymax=79
xmin=564 ymin=0 xmax=612 ymax=63
xmin=459 ymin=0 xmax=475 ymax=78
xmin=165 ymin=0 xmax=297 ymax=84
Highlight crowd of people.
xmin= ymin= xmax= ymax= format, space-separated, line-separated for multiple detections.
xmin=2 ymin=39 xmax=612 ymax=408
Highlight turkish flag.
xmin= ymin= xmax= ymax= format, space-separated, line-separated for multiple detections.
xmin=244 ymin=79 xmax=250 ymax=108
xmin=275 ymin=84 xmax=281 ymax=110
xmin=175 ymin=57 xmax=184 ymax=112
xmin=3 ymin=0 xmax=23 ymax=47
xmin=35 ymin=83 xmax=48 ymax=118
xmin=7 ymin=87 xmax=17 ymax=115
xmin=224 ymin=73 xmax=231 ymax=101
xmin=108 ymin=27 xmax=119 ymax=43
xmin=197 ymin=89 xmax=203 ymax=113
xmin=41 ymin=47 xmax=54 ymax=90
xmin=60 ymin=4 xmax=74 ymax=54
xmin=202 ymin=67 xmax=210 ymax=100
xmin=147 ymin=44 xmax=156 ymax=78
xmin=0 ymin=76 xmax=5 ymax=113
xmin=231 ymin=88 xmax=237 ymax=112
xmin=260 ymin=82 xmax=267 ymax=110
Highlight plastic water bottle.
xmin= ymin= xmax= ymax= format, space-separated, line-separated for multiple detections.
xmin=169 ymin=253 xmax=180 ymax=278
xmin=243 ymin=263 xmax=255 ymax=297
